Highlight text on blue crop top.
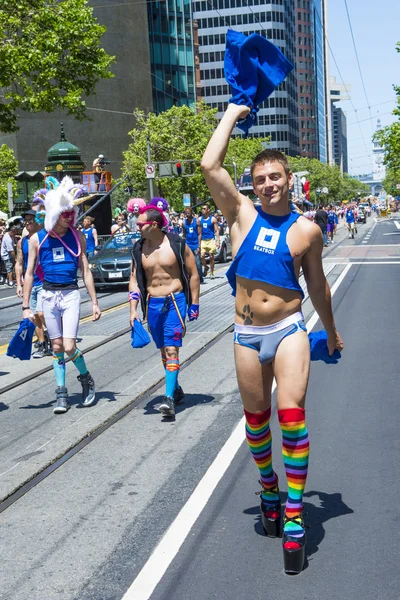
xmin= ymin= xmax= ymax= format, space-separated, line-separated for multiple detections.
xmin=226 ymin=207 xmax=304 ymax=298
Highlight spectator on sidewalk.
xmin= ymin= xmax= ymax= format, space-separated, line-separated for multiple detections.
xmin=1 ymin=226 xmax=20 ymax=287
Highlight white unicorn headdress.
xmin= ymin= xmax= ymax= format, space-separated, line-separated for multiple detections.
xmin=44 ymin=176 xmax=85 ymax=231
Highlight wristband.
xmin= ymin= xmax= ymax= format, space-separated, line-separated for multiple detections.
xmin=128 ymin=291 xmax=140 ymax=302
xmin=22 ymin=306 xmax=30 ymax=310
xmin=188 ymin=304 xmax=199 ymax=321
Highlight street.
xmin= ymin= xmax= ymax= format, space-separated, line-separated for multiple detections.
xmin=1 ymin=215 xmax=399 ymax=600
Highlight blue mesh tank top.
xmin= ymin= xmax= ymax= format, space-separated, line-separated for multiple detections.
xmin=226 ymin=207 xmax=304 ymax=298
xmin=22 ymin=236 xmax=42 ymax=287
xmin=200 ymin=216 xmax=215 ymax=240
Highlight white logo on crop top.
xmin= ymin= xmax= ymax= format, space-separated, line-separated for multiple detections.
xmin=52 ymin=247 xmax=65 ymax=262
xmin=254 ymin=227 xmax=280 ymax=254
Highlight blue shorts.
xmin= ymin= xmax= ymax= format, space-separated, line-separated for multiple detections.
xmin=30 ymin=284 xmax=43 ymax=314
xmin=147 ymin=292 xmax=187 ymax=349
xmin=234 ymin=312 xmax=306 ymax=364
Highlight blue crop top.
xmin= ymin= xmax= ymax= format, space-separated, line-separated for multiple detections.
xmin=226 ymin=207 xmax=304 ymax=298
xmin=38 ymin=228 xmax=79 ymax=287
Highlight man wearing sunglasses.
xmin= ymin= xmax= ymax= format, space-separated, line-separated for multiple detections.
xmin=129 ymin=206 xmax=200 ymax=418
xmin=22 ymin=178 xmax=102 ymax=415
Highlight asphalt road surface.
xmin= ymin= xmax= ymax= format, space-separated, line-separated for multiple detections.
xmin=1 ymin=215 xmax=399 ymax=600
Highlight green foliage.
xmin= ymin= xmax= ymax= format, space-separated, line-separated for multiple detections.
xmin=289 ymin=156 xmax=368 ymax=204
xmin=373 ymin=43 xmax=400 ymax=176
xmin=122 ymin=103 xmax=269 ymax=210
xmin=0 ymin=144 xmax=18 ymax=212
xmin=0 ymin=0 xmax=115 ymax=133
xmin=382 ymin=167 xmax=400 ymax=195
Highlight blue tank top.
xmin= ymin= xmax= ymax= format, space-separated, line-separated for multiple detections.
xmin=200 ymin=216 xmax=215 ymax=240
xmin=22 ymin=236 xmax=42 ymax=287
xmin=346 ymin=209 xmax=355 ymax=223
xmin=38 ymin=228 xmax=79 ymax=286
xmin=184 ymin=218 xmax=199 ymax=250
xmin=82 ymin=226 xmax=95 ymax=252
xmin=226 ymin=207 xmax=304 ymax=298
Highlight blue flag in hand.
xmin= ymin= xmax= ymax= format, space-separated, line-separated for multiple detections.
xmin=224 ymin=29 xmax=294 ymax=135
xmin=308 ymin=330 xmax=341 ymax=364
xmin=7 ymin=318 xmax=36 ymax=361
xmin=131 ymin=319 xmax=151 ymax=349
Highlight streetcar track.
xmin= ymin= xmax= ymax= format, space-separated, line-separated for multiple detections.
xmin=0 ymin=280 xmax=229 ymax=394
xmin=0 ymin=321 xmax=233 ymax=514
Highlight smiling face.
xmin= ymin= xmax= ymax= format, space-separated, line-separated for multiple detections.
xmin=58 ymin=210 xmax=75 ymax=228
xmin=252 ymin=161 xmax=293 ymax=213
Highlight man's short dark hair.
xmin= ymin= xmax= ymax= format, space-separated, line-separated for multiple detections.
xmin=144 ymin=208 xmax=164 ymax=229
xmin=202 ymin=203 xmax=210 ymax=209
xmin=250 ymin=149 xmax=290 ymax=179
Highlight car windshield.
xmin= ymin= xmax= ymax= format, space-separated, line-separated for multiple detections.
xmin=103 ymin=232 xmax=140 ymax=249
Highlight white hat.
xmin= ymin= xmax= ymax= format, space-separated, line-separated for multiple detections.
xmin=44 ymin=176 xmax=80 ymax=232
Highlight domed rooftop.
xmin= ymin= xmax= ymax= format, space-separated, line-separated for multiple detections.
xmin=47 ymin=123 xmax=81 ymax=160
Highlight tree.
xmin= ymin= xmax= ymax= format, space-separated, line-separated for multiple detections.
xmin=122 ymin=103 xmax=269 ymax=210
xmin=0 ymin=0 xmax=114 ymax=133
xmin=374 ymin=43 xmax=400 ymax=175
xmin=288 ymin=156 xmax=368 ymax=204
xmin=0 ymin=144 xmax=18 ymax=213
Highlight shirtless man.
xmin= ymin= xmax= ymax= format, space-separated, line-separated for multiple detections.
xmin=201 ymin=103 xmax=343 ymax=574
xmin=129 ymin=206 xmax=200 ymax=418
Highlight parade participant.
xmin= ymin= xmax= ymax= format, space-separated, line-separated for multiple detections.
xmin=345 ymin=204 xmax=356 ymax=239
xmin=15 ymin=209 xmax=50 ymax=358
xmin=182 ymin=207 xmax=204 ymax=284
xmin=81 ymin=216 xmax=98 ymax=257
xmin=199 ymin=203 xmax=220 ymax=278
xmin=201 ymin=103 xmax=343 ymax=574
xmin=314 ymin=205 xmax=329 ymax=247
xmin=22 ymin=176 xmax=101 ymax=415
xmin=149 ymin=197 xmax=171 ymax=231
xmin=327 ymin=205 xmax=336 ymax=243
xmin=112 ymin=213 xmax=130 ymax=235
xmin=129 ymin=205 xmax=200 ymax=418
xmin=127 ymin=198 xmax=146 ymax=232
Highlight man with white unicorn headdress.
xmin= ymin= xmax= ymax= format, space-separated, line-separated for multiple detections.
xmin=23 ymin=176 xmax=102 ymax=414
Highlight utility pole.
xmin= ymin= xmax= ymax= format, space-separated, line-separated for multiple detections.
xmin=147 ymin=135 xmax=154 ymax=198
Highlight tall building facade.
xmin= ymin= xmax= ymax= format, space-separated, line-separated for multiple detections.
xmin=147 ymin=0 xmax=197 ymax=113
xmin=193 ymin=0 xmax=300 ymax=156
xmin=295 ymin=0 xmax=327 ymax=161
xmin=329 ymin=76 xmax=350 ymax=173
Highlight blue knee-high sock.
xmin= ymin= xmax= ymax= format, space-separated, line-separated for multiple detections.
xmin=70 ymin=348 xmax=88 ymax=376
xmin=165 ymin=359 xmax=179 ymax=398
xmin=53 ymin=352 xmax=66 ymax=387
xmin=162 ymin=353 xmax=179 ymax=388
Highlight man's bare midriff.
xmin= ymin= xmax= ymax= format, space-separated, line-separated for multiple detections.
xmin=143 ymin=240 xmax=183 ymax=298
xmin=235 ymin=276 xmax=303 ymax=326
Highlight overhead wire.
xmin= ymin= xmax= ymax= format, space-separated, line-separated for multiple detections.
xmin=343 ymin=0 xmax=374 ymax=135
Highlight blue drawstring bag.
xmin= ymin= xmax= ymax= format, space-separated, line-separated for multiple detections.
xmin=131 ymin=319 xmax=151 ymax=349
xmin=308 ymin=330 xmax=341 ymax=364
xmin=224 ymin=29 xmax=294 ymax=135
xmin=7 ymin=318 xmax=37 ymax=360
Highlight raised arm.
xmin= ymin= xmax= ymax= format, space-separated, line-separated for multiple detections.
xmin=201 ymin=104 xmax=251 ymax=227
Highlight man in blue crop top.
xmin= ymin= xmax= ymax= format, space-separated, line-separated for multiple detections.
xmin=202 ymin=103 xmax=343 ymax=575
xmin=22 ymin=177 xmax=102 ymax=415
xmin=199 ymin=203 xmax=220 ymax=279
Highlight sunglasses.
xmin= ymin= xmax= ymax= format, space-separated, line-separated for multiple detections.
xmin=136 ymin=221 xmax=154 ymax=229
xmin=61 ymin=211 xmax=75 ymax=219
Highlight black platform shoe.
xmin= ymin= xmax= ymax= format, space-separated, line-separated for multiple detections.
xmin=257 ymin=477 xmax=281 ymax=538
xmin=282 ymin=515 xmax=306 ymax=575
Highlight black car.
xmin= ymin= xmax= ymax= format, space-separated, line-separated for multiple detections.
xmin=88 ymin=232 xmax=140 ymax=289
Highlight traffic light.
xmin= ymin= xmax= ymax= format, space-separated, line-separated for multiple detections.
xmin=173 ymin=162 xmax=184 ymax=176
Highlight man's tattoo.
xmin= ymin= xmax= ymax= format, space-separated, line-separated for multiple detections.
xmin=241 ymin=304 xmax=254 ymax=325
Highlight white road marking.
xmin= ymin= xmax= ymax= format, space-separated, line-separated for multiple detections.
xmin=0 ymin=294 xmax=17 ymax=302
xmin=383 ymin=232 xmax=400 ymax=236
xmin=394 ymin=221 xmax=400 ymax=229
xmin=121 ymin=263 xmax=352 ymax=600
xmin=350 ymin=261 xmax=400 ymax=264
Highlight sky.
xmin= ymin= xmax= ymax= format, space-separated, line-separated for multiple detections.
xmin=327 ymin=0 xmax=400 ymax=176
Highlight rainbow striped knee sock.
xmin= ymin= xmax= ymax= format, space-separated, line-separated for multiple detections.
xmin=245 ymin=408 xmax=279 ymax=508
xmin=278 ymin=407 xmax=309 ymax=538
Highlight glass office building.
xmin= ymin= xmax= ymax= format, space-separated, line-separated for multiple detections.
xmin=295 ymin=0 xmax=327 ymax=161
xmin=193 ymin=0 xmax=300 ymax=156
xmin=147 ymin=0 xmax=196 ymax=113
